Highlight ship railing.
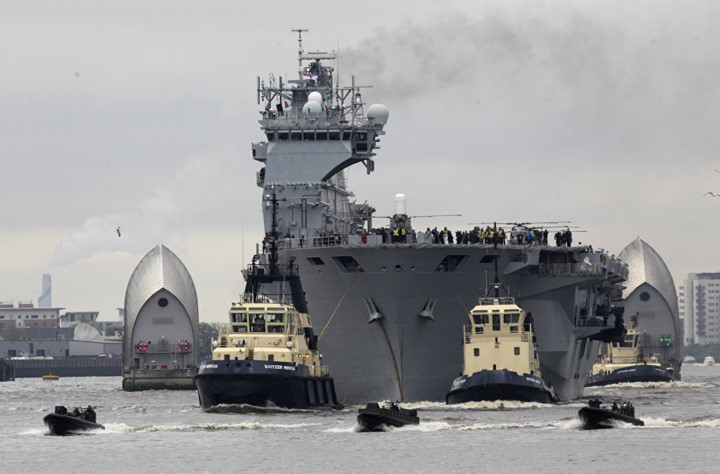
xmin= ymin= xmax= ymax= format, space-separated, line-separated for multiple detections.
xmin=538 ymin=262 xmax=605 ymax=277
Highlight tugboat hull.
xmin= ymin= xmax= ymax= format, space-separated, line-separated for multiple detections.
xmin=585 ymin=364 xmax=673 ymax=387
xmin=446 ymin=370 xmax=556 ymax=404
xmin=195 ymin=360 xmax=341 ymax=409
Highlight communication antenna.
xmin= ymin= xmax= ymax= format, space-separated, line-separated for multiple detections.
xmin=292 ymin=28 xmax=309 ymax=69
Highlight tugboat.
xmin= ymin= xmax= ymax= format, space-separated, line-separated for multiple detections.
xmin=43 ymin=405 xmax=104 ymax=435
xmin=586 ymin=328 xmax=673 ymax=387
xmin=357 ymin=401 xmax=419 ymax=432
xmin=445 ymin=273 xmax=556 ymax=405
xmin=195 ymin=200 xmax=342 ymax=410
xmin=578 ymin=399 xmax=644 ymax=429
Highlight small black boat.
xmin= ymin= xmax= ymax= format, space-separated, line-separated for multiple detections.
xmin=578 ymin=399 xmax=644 ymax=429
xmin=44 ymin=405 xmax=105 ymax=435
xmin=357 ymin=402 xmax=419 ymax=432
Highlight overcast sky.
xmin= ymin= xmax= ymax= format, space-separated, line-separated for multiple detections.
xmin=1 ymin=1 xmax=718 ymax=322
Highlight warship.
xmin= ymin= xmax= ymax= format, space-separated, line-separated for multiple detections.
xmin=250 ymin=31 xmax=628 ymax=402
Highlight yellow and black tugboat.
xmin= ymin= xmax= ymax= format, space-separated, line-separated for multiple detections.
xmin=195 ymin=197 xmax=342 ymax=410
xmin=586 ymin=328 xmax=673 ymax=387
xmin=446 ymin=277 xmax=556 ymax=405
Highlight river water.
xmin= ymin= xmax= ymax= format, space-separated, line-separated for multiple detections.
xmin=2 ymin=363 xmax=719 ymax=473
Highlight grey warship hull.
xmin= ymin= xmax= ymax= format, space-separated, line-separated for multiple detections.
xmin=250 ymin=33 xmax=628 ymax=404
xmin=279 ymin=243 xmax=627 ymax=402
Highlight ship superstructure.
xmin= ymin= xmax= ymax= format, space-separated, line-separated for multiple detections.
xmin=250 ymin=31 xmax=629 ymax=402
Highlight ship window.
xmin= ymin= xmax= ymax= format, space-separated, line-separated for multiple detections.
xmin=278 ymin=132 xmax=289 ymax=141
xmin=514 ymin=347 xmax=520 ymax=355
xmin=233 ymin=325 xmax=248 ymax=333
xmin=266 ymin=132 xmax=275 ymax=141
xmin=267 ymin=313 xmax=285 ymax=323
xmin=356 ymin=143 xmax=368 ymax=151
xmin=267 ymin=325 xmax=284 ymax=333
xmin=503 ymin=313 xmax=520 ymax=324
xmin=510 ymin=326 xmax=518 ymax=333
xmin=158 ymin=297 xmax=168 ymax=308
xmin=332 ymin=256 xmax=363 ymax=273
xmin=355 ymin=132 xmax=367 ymax=141
xmin=342 ymin=132 xmax=352 ymax=140
xmin=329 ymin=131 xmax=340 ymax=140
xmin=268 ymin=354 xmax=274 ymax=361
xmin=474 ymin=348 xmax=480 ymax=357
xmin=474 ymin=327 xmax=484 ymax=334
xmin=291 ymin=132 xmax=302 ymax=141
xmin=492 ymin=314 xmax=501 ymax=331
xmin=250 ymin=313 xmax=266 ymax=332
xmin=232 ymin=313 xmax=248 ymax=323
xmin=434 ymin=255 xmax=468 ymax=272
xmin=303 ymin=132 xmax=315 ymax=141
xmin=317 ymin=132 xmax=328 ymax=140
xmin=472 ymin=314 xmax=489 ymax=324
xmin=307 ymin=257 xmax=325 ymax=265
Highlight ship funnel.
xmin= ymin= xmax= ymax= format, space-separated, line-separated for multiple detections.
xmin=394 ymin=193 xmax=406 ymax=215
xmin=367 ymin=104 xmax=389 ymax=125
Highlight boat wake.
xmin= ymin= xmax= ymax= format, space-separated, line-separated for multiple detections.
xmin=204 ymin=403 xmax=321 ymax=415
xmin=587 ymin=381 xmax=709 ymax=389
xmin=392 ymin=400 xmax=552 ymax=411
xmin=131 ymin=421 xmax=321 ymax=432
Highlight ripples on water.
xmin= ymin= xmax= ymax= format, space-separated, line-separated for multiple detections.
xmin=2 ymin=364 xmax=719 ymax=473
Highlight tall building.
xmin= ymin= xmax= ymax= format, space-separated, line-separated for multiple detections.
xmin=680 ymin=273 xmax=720 ymax=345
xmin=38 ymin=274 xmax=52 ymax=308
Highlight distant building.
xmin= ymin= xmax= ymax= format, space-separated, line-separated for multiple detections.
xmin=59 ymin=311 xmax=100 ymax=328
xmin=679 ymin=273 xmax=720 ymax=346
xmin=617 ymin=238 xmax=681 ymax=373
xmin=38 ymin=273 xmax=52 ymax=308
xmin=0 ymin=302 xmax=62 ymax=330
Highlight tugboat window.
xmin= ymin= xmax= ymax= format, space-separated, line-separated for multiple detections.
xmin=474 ymin=348 xmax=479 ymax=356
xmin=250 ymin=314 xmax=266 ymax=332
xmin=158 ymin=298 xmax=168 ymax=308
xmin=514 ymin=347 xmax=520 ymax=355
xmin=639 ymin=291 xmax=651 ymax=302
xmin=492 ymin=314 xmax=501 ymax=331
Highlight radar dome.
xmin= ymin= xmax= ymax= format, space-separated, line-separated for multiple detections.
xmin=367 ymin=104 xmax=390 ymax=125
xmin=302 ymin=101 xmax=322 ymax=119
xmin=308 ymin=91 xmax=323 ymax=104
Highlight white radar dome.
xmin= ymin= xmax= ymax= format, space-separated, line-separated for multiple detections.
xmin=302 ymin=101 xmax=322 ymax=119
xmin=308 ymin=91 xmax=323 ymax=104
xmin=394 ymin=193 xmax=406 ymax=215
xmin=367 ymin=104 xmax=390 ymax=125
